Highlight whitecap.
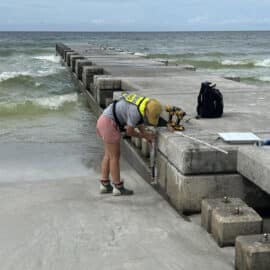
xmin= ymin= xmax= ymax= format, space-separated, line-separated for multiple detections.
xmin=36 ymin=66 xmax=65 ymax=77
xmin=35 ymin=82 xmax=42 ymax=87
xmin=259 ymin=76 xmax=270 ymax=82
xmin=134 ymin=52 xmax=147 ymax=57
xmin=221 ymin=60 xmax=246 ymax=65
xmin=33 ymin=93 xmax=78 ymax=110
xmin=32 ymin=55 xmax=61 ymax=63
xmin=0 ymin=71 xmax=31 ymax=82
xmin=255 ymin=59 xmax=270 ymax=67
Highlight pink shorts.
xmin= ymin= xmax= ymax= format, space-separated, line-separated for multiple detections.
xmin=96 ymin=115 xmax=121 ymax=144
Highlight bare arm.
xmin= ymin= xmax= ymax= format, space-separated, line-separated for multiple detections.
xmin=126 ymin=125 xmax=154 ymax=143
xmin=126 ymin=125 xmax=143 ymax=138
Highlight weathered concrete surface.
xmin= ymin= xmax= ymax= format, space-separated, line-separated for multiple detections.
xmin=235 ymin=234 xmax=270 ymax=270
xmin=66 ymin=52 xmax=79 ymax=66
xmin=70 ymin=55 xmax=84 ymax=72
xmin=0 ymin=161 xmax=235 ymax=270
xmin=82 ymin=66 xmax=104 ymax=91
xmin=201 ymin=198 xmax=247 ymax=233
xmin=134 ymin=137 xmax=142 ymax=148
xmin=156 ymin=151 xmax=167 ymax=191
xmin=158 ymin=129 xmax=237 ymax=175
xmin=141 ymin=138 xmax=150 ymax=157
xmin=94 ymin=76 xmax=122 ymax=107
xmin=75 ymin=60 xmax=93 ymax=80
xmin=64 ymin=49 xmax=74 ymax=62
xmin=166 ymin=163 xmax=245 ymax=213
xmin=211 ymin=207 xmax=263 ymax=247
xmin=238 ymin=147 xmax=270 ymax=195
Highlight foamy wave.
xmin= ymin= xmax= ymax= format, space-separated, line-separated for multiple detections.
xmin=259 ymin=76 xmax=270 ymax=82
xmin=221 ymin=60 xmax=247 ymax=66
xmin=0 ymin=71 xmax=31 ymax=82
xmin=255 ymin=59 xmax=270 ymax=67
xmin=34 ymin=93 xmax=78 ymax=110
xmin=0 ymin=93 xmax=78 ymax=116
xmin=33 ymin=55 xmax=61 ymax=63
xmin=35 ymin=82 xmax=42 ymax=87
xmin=36 ymin=67 xmax=65 ymax=77
xmin=0 ymin=66 xmax=65 ymax=83
xmin=134 ymin=52 xmax=147 ymax=57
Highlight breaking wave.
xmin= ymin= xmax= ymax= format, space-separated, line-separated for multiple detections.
xmin=254 ymin=59 xmax=270 ymax=67
xmin=32 ymin=55 xmax=61 ymax=63
xmin=0 ymin=67 xmax=65 ymax=85
xmin=259 ymin=76 xmax=270 ymax=81
xmin=170 ymin=58 xmax=270 ymax=69
xmin=0 ymin=93 xmax=78 ymax=116
xmin=0 ymin=71 xmax=32 ymax=82
xmin=240 ymin=76 xmax=270 ymax=85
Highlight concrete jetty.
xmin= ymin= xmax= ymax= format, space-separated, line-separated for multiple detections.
xmin=5 ymin=42 xmax=264 ymax=270
xmin=55 ymin=42 xmax=270 ymax=269
xmin=57 ymin=43 xmax=270 ymax=207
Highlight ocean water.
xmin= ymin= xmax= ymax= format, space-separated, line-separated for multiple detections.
xmin=0 ymin=31 xmax=269 ymax=182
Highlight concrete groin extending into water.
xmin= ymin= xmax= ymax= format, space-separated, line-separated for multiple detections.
xmin=56 ymin=43 xmax=270 ymax=269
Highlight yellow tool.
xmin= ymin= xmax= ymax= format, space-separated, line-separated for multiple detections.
xmin=165 ymin=105 xmax=186 ymax=131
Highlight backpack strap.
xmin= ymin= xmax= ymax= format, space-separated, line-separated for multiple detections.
xmin=112 ymin=101 xmax=125 ymax=132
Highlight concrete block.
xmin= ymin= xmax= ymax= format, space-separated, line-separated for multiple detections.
xmin=166 ymin=164 xmax=245 ymax=213
xmin=131 ymin=137 xmax=137 ymax=146
xmin=113 ymin=91 xmax=124 ymax=101
xmin=70 ymin=55 xmax=84 ymax=72
xmin=166 ymin=162 xmax=181 ymax=210
xmin=263 ymin=218 xmax=270 ymax=232
xmin=158 ymin=131 xmax=237 ymax=175
xmin=141 ymin=138 xmax=150 ymax=158
xmin=64 ymin=49 xmax=74 ymax=61
xmin=242 ymin=176 xmax=270 ymax=211
xmin=134 ymin=138 xmax=142 ymax=149
xmin=211 ymin=207 xmax=262 ymax=247
xmin=201 ymin=197 xmax=247 ymax=233
xmin=94 ymin=77 xmax=122 ymax=108
xmin=235 ymin=234 xmax=270 ymax=270
xmin=156 ymin=151 xmax=167 ymax=191
xmin=96 ymin=89 xmax=122 ymax=108
xmin=82 ymin=67 xmax=104 ymax=91
xmin=238 ymin=147 xmax=270 ymax=195
xmin=56 ymin=43 xmax=70 ymax=58
xmin=105 ymin=98 xmax=113 ymax=107
xmin=75 ymin=60 xmax=93 ymax=80
xmin=94 ymin=77 xmax=121 ymax=90
xmin=66 ymin=52 xmax=79 ymax=66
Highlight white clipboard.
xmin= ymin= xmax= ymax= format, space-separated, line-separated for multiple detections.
xmin=218 ymin=132 xmax=261 ymax=144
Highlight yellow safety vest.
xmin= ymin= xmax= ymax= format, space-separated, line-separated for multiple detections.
xmin=121 ymin=93 xmax=149 ymax=117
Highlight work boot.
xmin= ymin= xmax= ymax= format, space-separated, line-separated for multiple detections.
xmin=100 ymin=180 xmax=113 ymax=194
xmin=113 ymin=181 xmax=134 ymax=196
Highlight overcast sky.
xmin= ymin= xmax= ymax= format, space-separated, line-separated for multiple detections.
xmin=1 ymin=0 xmax=270 ymax=31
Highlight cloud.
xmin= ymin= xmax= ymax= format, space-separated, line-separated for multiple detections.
xmin=91 ymin=19 xmax=105 ymax=24
xmin=188 ymin=16 xmax=209 ymax=24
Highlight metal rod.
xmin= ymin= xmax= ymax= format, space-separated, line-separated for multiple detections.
xmin=150 ymin=129 xmax=158 ymax=185
xmin=175 ymin=131 xmax=229 ymax=155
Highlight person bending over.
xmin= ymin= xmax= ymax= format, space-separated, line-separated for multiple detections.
xmin=96 ymin=93 xmax=162 ymax=196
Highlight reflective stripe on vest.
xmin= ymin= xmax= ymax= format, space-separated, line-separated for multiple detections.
xmin=121 ymin=93 xmax=149 ymax=117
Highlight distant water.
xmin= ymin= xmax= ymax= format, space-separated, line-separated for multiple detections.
xmin=0 ymin=31 xmax=269 ymax=181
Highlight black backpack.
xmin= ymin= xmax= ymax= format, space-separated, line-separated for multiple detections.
xmin=197 ymin=81 xmax=224 ymax=118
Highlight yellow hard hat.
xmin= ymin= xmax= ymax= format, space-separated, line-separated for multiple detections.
xmin=145 ymin=99 xmax=163 ymax=126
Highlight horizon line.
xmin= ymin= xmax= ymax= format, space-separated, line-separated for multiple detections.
xmin=0 ymin=29 xmax=270 ymax=33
